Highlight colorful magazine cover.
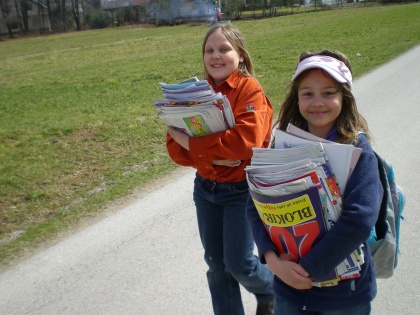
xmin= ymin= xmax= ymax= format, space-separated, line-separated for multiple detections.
xmin=249 ymin=186 xmax=329 ymax=262
xmin=182 ymin=115 xmax=212 ymax=136
xmin=249 ymin=186 xmax=340 ymax=284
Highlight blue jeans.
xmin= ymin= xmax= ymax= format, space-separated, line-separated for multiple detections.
xmin=193 ymin=174 xmax=274 ymax=315
xmin=274 ymin=295 xmax=371 ymax=315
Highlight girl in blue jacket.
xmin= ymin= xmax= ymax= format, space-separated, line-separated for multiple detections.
xmin=245 ymin=50 xmax=383 ymax=315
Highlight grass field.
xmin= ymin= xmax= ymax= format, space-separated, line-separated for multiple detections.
xmin=1 ymin=3 xmax=419 ymax=267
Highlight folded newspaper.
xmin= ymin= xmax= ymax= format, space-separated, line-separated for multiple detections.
xmin=155 ymin=77 xmax=235 ymax=137
xmin=275 ymin=124 xmax=362 ymax=193
xmin=246 ymin=135 xmax=364 ymax=287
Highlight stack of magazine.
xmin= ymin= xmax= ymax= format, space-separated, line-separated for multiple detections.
xmin=245 ymin=124 xmax=364 ymax=287
xmin=155 ymin=77 xmax=235 ymax=137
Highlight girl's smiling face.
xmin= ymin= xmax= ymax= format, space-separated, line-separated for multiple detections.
xmin=298 ymin=68 xmax=343 ymax=139
xmin=203 ymin=29 xmax=242 ymax=86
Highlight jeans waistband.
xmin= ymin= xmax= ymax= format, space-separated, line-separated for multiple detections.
xmin=196 ymin=173 xmax=248 ymax=192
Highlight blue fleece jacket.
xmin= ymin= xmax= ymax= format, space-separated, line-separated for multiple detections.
xmin=245 ymin=133 xmax=383 ymax=311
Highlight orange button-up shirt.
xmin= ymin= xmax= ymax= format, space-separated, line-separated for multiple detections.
xmin=166 ymin=70 xmax=273 ymax=182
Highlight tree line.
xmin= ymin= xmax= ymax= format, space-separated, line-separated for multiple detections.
xmin=0 ymin=0 xmax=411 ymax=39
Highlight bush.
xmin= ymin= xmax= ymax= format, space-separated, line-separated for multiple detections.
xmin=115 ymin=6 xmax=137 ymax=26
xmin=85 ymin=9 xmax=111 ymax=29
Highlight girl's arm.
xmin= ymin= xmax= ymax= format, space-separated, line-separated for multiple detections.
xmin=299 ymin=136 xmax=383 ymax=280
xmin=167 ymin=127 xmax=189 ymax=150
xmin=245 ymin=196 xmax=313 ymax=290
xmin=167 ymin=127 xmax=240 ymax=167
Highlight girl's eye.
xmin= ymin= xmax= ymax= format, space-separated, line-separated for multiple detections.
xmin=324 ymin=90 xmax=337 ymax=96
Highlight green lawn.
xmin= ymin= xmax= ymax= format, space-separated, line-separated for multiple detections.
xmin=0 ymin=3 xmax=419 ymax=267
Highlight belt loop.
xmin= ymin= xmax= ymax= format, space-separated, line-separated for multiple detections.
xmin=208 ymin=180 xmax=216 ymax=192
xmin=200 ymin=177 xmax=216 ymax=192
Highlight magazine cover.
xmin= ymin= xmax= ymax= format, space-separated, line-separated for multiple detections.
xmin=249 ymin=186 xmax=340 ymax=284
xmin=249 ymin=186 xmax=328 ymax=261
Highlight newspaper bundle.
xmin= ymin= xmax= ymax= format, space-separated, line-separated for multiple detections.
xmin=246 ymin=128 xmax=364 ymax=287
xmin=155 ymin=77 xmax=235 ymax=137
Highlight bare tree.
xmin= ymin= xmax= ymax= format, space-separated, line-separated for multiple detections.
xmin=70 ymin=0 xmax=80 ymax=30
xmin=53 ymin=0 xmax=66 ymax=31
xmin=310 ymin=0 xmax=322 ymax=10
xmin=80 ymin=0 xmax=85 ymax=29
xmin=225 ymin=0 xmax=242 ymax=20
xmin=154 ymin=0 xmax=171 ymax=25
xmin=61 ymin=0 xmax=66 ymax=30
xmin=45 ymin=0 xmax=52 ymax=28
xmin=261 ymin=0 xmax=268 ymax=17
xmin=13 ymin=0 xmax=24 ymax=33
xmin=0 ymin=0 xmax=15 ymax=38
xmin=37 ymin=0 xmax=44 ymax=33
xmin=20 ymin=0 xmax=29 ymax=32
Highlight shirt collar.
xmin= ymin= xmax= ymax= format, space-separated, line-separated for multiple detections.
xmin=207 ymin=69 xmax=241 ymax=90
xmin=326 ymin=126 xmax=338 ymax=141
xmin=301 ymin=122 xmax=338 ymax=142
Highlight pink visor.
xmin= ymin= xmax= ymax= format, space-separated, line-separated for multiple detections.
xmin=291 ymin=55 xmax=353 ymax=89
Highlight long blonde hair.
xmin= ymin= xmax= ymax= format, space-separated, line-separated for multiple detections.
xmin=202 ymin=23 xmax=254 ymax=78
xmin=274 ymin=50 xmax=371 ymax=145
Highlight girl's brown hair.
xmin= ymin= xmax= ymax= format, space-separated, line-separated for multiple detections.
xmin=202 ymin=23 xmax=254 ymax=78
xmin=274 ymin=50 xmax=371 ymax=145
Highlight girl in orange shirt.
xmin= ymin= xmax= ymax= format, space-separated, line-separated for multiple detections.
xmin=166 ymin=24 xmax=274 ymax=315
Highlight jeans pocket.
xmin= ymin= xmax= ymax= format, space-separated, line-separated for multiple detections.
xmin=194 ymin=175 xmax=217 ymax=192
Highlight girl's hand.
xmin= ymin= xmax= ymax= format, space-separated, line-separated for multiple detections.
xmin=167 ymin=127 xmax=190 ymax=150
xmin=212 ymin=160 xmax=242 ymax=167
xmin=264 ymin=251 xmax=313 ymax=290
xmin=279 ymin=252 xmax=298 ymax=262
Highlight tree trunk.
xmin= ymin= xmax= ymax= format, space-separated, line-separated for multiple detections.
xmin=70 ymin=0 xmax=80 ymax=30
xmin=61 ymin=0 xmax=66 ymax=31
xmin=20 ymin=0 xmax=28 ymax=33
xmin=54 ymin=0 xmax=64 ymax=30
xmin=45 ymin=0 xmax=52 ymax=31
xmin=13 ymin=0 xmax=24 ymax=34
xmin=80 ymin=0 xmax=85 ymax=29
xmin=38 ymin=0 xmax=42 ymax=33
xmin=0 ymin=0 xmax=14 ymax=38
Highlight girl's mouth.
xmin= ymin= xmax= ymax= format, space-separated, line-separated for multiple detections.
xmin=310 ymin=111 xmax=328 ymax=116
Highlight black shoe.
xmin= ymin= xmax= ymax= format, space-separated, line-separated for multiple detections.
xmin=256 ymin=299 xmax=274 ymax=315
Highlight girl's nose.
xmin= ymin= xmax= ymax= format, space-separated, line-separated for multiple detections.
xmin=312 ymin=95 xmax=324 ymax=106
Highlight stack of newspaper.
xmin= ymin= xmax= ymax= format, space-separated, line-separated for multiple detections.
xmin=155 ymin=77 xmax=235 ymax=137
xmin=246 ymin=125 xmax=364 ymax=287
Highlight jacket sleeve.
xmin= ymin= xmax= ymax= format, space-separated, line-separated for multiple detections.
xmin=245 ymin=195 xmax=278 ymax=263
xmin=299 ymin=135 xmax=383 ymax=280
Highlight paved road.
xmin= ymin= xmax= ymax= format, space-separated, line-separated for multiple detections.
xmin=1 ymin=46 xmax=419 ymax=315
